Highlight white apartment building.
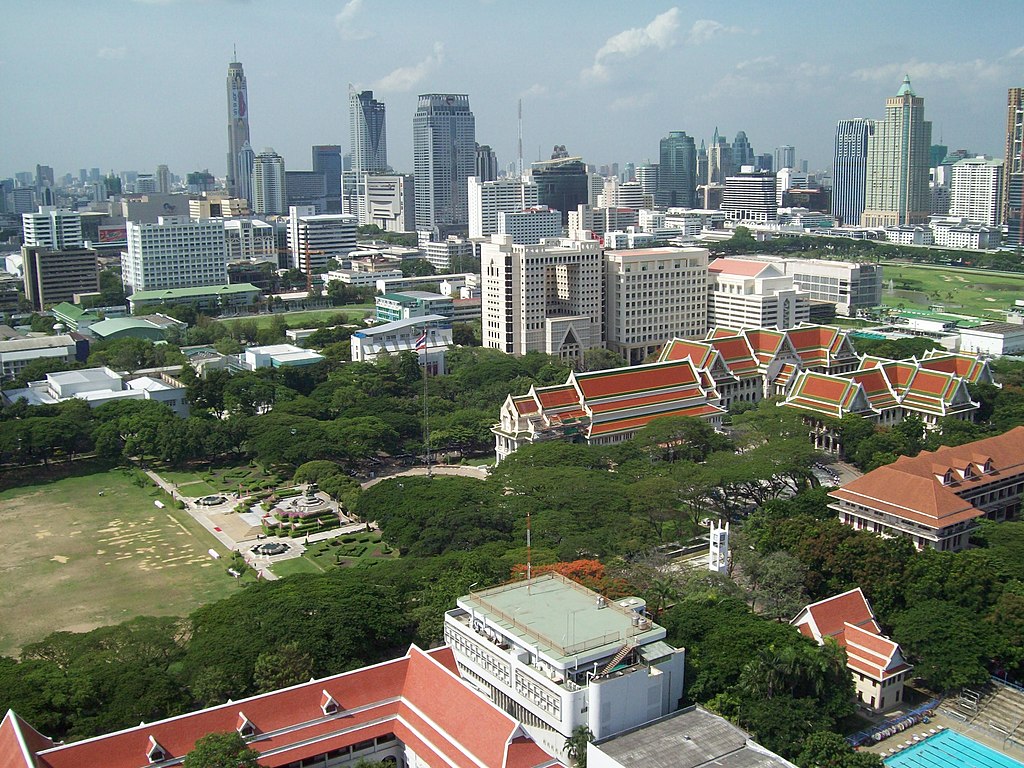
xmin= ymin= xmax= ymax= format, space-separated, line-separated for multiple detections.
xmin=22 ymin=207 xmax=82 ymax=250
xmin=121 ymin=216 xmax=228 ymax=293
xmin=287 ymin=207 xmax=357 ymax=273
xmin=950 ymin=156 xmax=1004 ymax=226
xmin=884 ymin=225 xmax=934 ymax=246
xmin=497 ymin=206 xmax=561 ymax=245
xmin=0 ymin=335 xmax=78 ymax=381
xmin=468 ymin=176 xmax=539 ymax=238
xmin=663 ymin=208 xmax=727 ymax=236
xmin=444 ymin=573 xmax=685 ymax=750
xmin=482 ymin=235 xmax=602 ymax=366
xmin=745 ymin=256 xmax=882 ymax=317
xmin=605 ymin=247 xmax=709 ymax=365
xmin=722 ymin=173 xmax=778 ymax=223
xmin=252 ymin=147 xmax=286 ymax=215
xmin=707 ymin=258 xmax=809 ymax=330
xmin=423 ymin=235 xmax=475 ymax=272
xmin=223 ymin=218 xmax=277 ymax=262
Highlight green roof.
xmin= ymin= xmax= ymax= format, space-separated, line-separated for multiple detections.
xmin=89 ymin=317 xmax=163 ymax=337
xmin=51 ymin=302 xmax=87 ymax=320
xmin=896 ymin=75 xmax=915 ymax=96
xmin=128 ymin=283 xmax=260 ymax=301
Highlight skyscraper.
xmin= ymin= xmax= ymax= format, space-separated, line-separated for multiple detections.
xmin=862 ymin=76 xmax=932 ymax=228
xmin=413 ymin=93 xmax=475 ymax=232
xmin=655 ymin=131 xmax=696 ymax=208
xmin=832 ymin=118 xmax=873 ymax=227
xmin=313 ymin=145 xmax=343 ymax=214
xmin=156 ymin=164 xmax=170 ymax=194
xmin=225 ymin=55 xmax=250 ymax=198
xmin=475 ymin=143 xmax=498 ymax=182
xmin=252 ymin=148 xmax=286 ymax=215
xmin=349 ymin=89 xmax=388 ymax=174
xmin=775 ymin=145 xmax=796 ymax=172
xmin=950 ymin=156 xmax=1003 ymax=226
xmin=1003 ymin=88 xmax=1023 ymax=231
xmin=236 ymin=142 xmax=255 ymax=205
xmin=707 ymin=128 xmax=733 ymax=184
xmin=731 ymin=131 xmax=755 ymax=169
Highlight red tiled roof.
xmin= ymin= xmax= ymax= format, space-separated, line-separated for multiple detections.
xmin=575 ymin=359 xmax=698 ymax=400
xmin=708 ymin=257 xmax=773 ymax=276
xmin=830 ymin=467 xmax=981 ymax=525
xmin=513 ymin=395 xmax=538 ymax=415
xmin=588 ymin=403 xmax=723 ymax=436
xmin=1 ymin=710 xmax=53 ymax=768
xmin=707 ymin=336 xmax=760 ymax=377
xmin=799 ymin=588 xmax=878 ymax=640
xmin=588 ymin=387 xmax=705 ymax=414
xmin=659 ymin=339 xmax=714 ymax=368
xmin=29 ymin=647 xmax=561 ymax=768
xmin=535 ymin=385 xmax=580 ymax=409
xmin=846 ymin=368 xmax=900 ymax=410
xmin=921 ymin=351 xmax=991 ymax=384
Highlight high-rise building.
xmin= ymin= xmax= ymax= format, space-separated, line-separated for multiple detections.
xmin=721 ymin=172 xmax=777 ymax=222
xmin=707 ymin=128 xmax=733 ymax=184
xmin=929 ymin=144 xmax=949 ymax=168
xmin=468 ymin=176 xmax=539 ymax=238
xmin=775 ymin=145 xmax=796 ymax=171
xmin=225 ymin=55 xmax=250 ymax=198
xmin=156 ymin=164 xmax=170 ymax=194
xmin=285 ymin=170 xmax=328 ymax=213
xmin=950 ymin=156 xmax=1003 ymax=226
xmin=731 ymin=131 xmax=755 ymax=169
xmin=349 ymin=88 xmax=388 ymax=174
xmin=696 ymin=141 xmax=708 ymax=186
xmin=413 ymin=93 xmax=476 ymax=232
xmin=481 ymin=235 xmax=602 ymax=365
xmin=287 ymin=206 xmax=357 ymax=272
xmin=236 ymin=142 xmax=255 ymax=205
xmin=636 ymin=163 xmax=659 ymax=198
xmin=122 ymin=217 xmax=228 ymax=293
xmin=252 ymin=148 xmax=286 ymax=215
xmin=656 ymin=131 xmax=696 ymax=208
xmin=22 ymin=207 xmax=83 ymax=250
xmin=1003 ymin=88 xmax=1023 ymax=231
xmin=312 ymin=145 xmax=343 ymax=214
xmin=21 ymin=246 xmax=99 ymax=310
xmin=605 ymin=247 xmax=709 ymax=364
xmin=496 ymin=206 xmax=561 ymax=245
xmin=358 ymin=174 xmax=415 ymax=232
xmin=832 ymin=118 xmax=873 ymax=226
xmin=35 ymin=165 xmax=54 ymax=190
xmin=862 ymin=76 xmax=932 ymax=228
xmin=530 ymin=154 xmax=588 ymax=225
xmin=475 ymin=143 xmax=499 ymax=182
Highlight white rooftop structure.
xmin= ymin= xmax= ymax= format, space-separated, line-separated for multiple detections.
xmin=242 ymin=344 xmax=326 ymax=369
xmin=351 ymin=314 xmax=453 ymax=374
xmin=2 ymin=367 xmax=189 ymax=416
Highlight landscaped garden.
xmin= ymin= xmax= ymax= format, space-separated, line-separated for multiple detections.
xmin=882 ymin=263 xmax=1024 ymax=320
xmin=269 ymin=530 xmax=396 ymax=577
xmin=159 ymin=463 xmax=284 ymax=497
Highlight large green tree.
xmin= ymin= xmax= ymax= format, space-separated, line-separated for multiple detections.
xmin=182 ymin=732 xmax=260 ymax=768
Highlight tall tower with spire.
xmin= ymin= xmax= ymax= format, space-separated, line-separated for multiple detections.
xmin=862 ymin=75 xmax=932 ymax=227
xmin=226 ymin=52 xmax=251 ymax=198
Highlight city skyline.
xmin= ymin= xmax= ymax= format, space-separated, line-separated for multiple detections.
xmin=2 ymin=0 xmax=1022 ymax=181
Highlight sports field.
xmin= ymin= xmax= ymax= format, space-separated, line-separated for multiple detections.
xmin=882 ymin=264 xmax=1024 ymax=320
xmin=218 ymin=306 xmax=374 ymax=330
xmin=0 ymin=466 xmax=240 ymax=656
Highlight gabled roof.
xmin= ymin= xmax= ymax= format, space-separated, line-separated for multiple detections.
xmin=706 ymin=335 xmax=761 ymax=378
xmin=783 ymin=371 xmax=870 ymax=418
xmin=784 ymin=325 xmax=855 ymax=369
xmin=27 ymin=646 xmax=562 ymax=768
xmin=845 ymin=368 xmax=900 ymax=411
xmin=742 ymin=328 xmax=787 ymax=365
xmin=708 ymin=257 xmax=780 ymax=278
xmin=573 ymin=358 xmax=699 ymax=401
xmin=791 ymin=589 xmax=910 ymax=683
xmin=1 ymin=709 xmax=53 ymax=768
xmin=830 ymin=467 xmax=982 ymax=528
xmin=659 ymin=339 xmax=715 ymax=369
xmin=920 ymin=350 xmax=995 ymax=386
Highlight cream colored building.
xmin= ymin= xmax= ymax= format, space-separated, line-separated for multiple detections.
xmin=707 ymin=257 xmax=809 ymax=331
xmin=604 ymin=247 xmax=709 ymax=365
xmin=481 ymin=235 xmax=602 ymax=366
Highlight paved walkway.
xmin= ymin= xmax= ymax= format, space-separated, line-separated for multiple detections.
xmin=144 ymin=469 xmax=238 ymax=551
xmin=361 ymin=464 xmax=489 ymax=489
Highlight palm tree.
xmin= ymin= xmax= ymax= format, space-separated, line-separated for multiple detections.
xmin=564 ymin=725 xmax=594 ymax=768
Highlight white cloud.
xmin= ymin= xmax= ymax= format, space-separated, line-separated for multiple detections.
xmin=1005 ymin=45 xmax=1024 ymax=59
xmin=374 ymin=43 xmax=444 ymax=92
xmin=851 ymin=58 xmax=1006 ymax=85
xmin=687 ymin=19 xmax=742 ymax=45
xmin=520 ymin=83 xmax=548 ymax=99
xmin=609 ymin=92 xmax=655 ymax=112
xmin=335 ymin=0 xmax=372 ymax=40
xmin=735 ymin=55 xmax=776 ymax=71
xmin=582 ymin=8 xmax=681 ymax=82
xmin=97 ymin=46 xmax=126 ymax=60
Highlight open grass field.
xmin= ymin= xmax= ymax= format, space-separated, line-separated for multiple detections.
xmin=0 ymin=466 xmax=241 ymax=656
xmin=218 ymin=306 xmax=375 ymax=330
xmin=882 ymin=264 xmax=1024 ymax=320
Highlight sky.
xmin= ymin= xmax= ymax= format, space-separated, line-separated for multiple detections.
xmin=2 ymin=0 xmax=1022 ymax=182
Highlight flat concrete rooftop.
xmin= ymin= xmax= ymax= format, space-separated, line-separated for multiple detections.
xmin=593 ymin=706 xmax=794 ymax=768
xmin=458 ymin=573 xmax=662 ymax=663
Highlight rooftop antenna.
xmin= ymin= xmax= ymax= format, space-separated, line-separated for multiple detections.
xmin=517 ymin=99 xmax=524 ymax=179
xmin=233 ymin=44 xmax=237 ymax=62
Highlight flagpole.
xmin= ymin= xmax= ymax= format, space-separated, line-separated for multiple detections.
xmin=420 ymin=323 xmax=431 ymax=478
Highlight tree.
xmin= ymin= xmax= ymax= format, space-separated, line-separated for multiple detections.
xmin=582 ymin=347 xmax=627 ymax=372
xmin=753 ymin=551 xmax=808 ymax=621
xmin=252 ymin=642 xmax=315 ymax=693
xmin=890 ymin=599 xmax=993 ymax=691
xmin=564 ymin=725 xmax=593 ymax=768
xmin=182 ymin=732 xmax=260 ymax=768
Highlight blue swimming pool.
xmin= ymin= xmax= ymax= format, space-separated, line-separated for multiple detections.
xmin=885 ymin=729 xmax=1024 ymax=768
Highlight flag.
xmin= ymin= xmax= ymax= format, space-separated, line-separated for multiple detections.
xmin=415 ymin=331 xmax=427 ymax=351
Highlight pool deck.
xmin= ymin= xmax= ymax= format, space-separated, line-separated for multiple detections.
xmin=862 ymin=711 xmax=1024 ymax=765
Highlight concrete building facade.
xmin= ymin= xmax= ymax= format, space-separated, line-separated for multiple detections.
xmin=832 ymin=118 xmax=873 ymax=226
xmin=287 ymin=207 xmax=357 ymax=273
xmin=950 ymin=156 xmax=1004 ymax=226
xmin=21 ymin=246 xmax=99 ymax=310
xmin=707 ymin=258 xmax=809 ymax=331
xmin=468 ymin=176 xmax=539 ymax=238
xmin=604 ymin=247 xmax=709 ymax=365
xmin=21 ymin=207 xmax=82 ymax=250
xmin=122 ymin=217 xmax=228 ymax=293
xmin=252 ymin=148 xmax=287 ymax=215
xmin=413 ymin=93 xmax=475 ymax=232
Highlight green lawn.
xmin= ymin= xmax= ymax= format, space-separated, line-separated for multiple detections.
xmin=218 ymin=306 xmax=374 ymax=330
xmin=156 ymin=464 xmax=283 ymax=495
xmin=269 ymin=531 xmax=396 ymax=578
xmin=0 ymin=467 xmax=241 ymax=656
xmin=882 ymin=264 xmax=1024 ymax=320
xmin=462 ymin=455 xmax=496 ymax=467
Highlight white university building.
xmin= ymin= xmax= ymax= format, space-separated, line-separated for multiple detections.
xmin=121 ymin=216 xmax=227 ymax=293
xmin=287 ymin=207 xmax=358 ymax=273
xmin=468 ymin=176 xmax=539 ymax=238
